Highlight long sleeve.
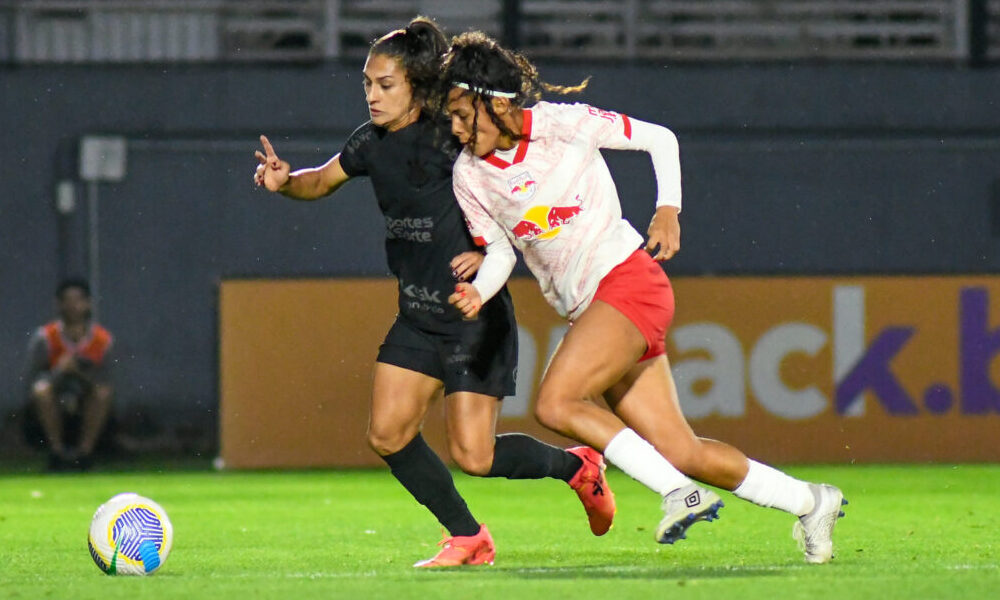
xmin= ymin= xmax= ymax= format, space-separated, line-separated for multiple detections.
xmin=471 ymin=236 xmax=516 ymax=303
xmin=596 ymin=115 xmax=682 ymax=212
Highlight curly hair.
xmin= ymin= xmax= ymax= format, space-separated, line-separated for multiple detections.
xmin=440 ymin=31 xmax=588 ymax=146
xmin=369 ymin=16 xmax=448 ymax=109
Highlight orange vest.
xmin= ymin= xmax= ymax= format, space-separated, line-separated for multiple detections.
xmin=42 ymin=321 xmax=113 ymax=369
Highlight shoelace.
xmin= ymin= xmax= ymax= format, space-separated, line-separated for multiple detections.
xmin=435 ymin=531 xmax=478 ymax=552
xmin=583 ymin=459 xmax=605 ymax=496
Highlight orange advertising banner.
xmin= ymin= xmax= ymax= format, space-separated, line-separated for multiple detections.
xmin=219 ymin=276 xmax=1000 ymax=468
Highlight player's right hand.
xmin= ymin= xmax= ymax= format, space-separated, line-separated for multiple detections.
xmin=449 ymin=283 xmax=482 ymax=320
xmin=254 ymin=135 xmax=292 ymax=192
xmin=645 ymin=205 xmax=681 ymax=261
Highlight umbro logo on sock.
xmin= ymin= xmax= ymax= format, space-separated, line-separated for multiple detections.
xmin=684 ymin=491 xmax=701 ymax=508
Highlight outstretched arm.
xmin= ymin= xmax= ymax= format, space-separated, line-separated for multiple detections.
xmin=254 ymin=135 xmax=350 ymax=200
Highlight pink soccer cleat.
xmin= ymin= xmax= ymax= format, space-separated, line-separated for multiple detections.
xmin=567 ymin=446 xmax=616 ymax=536
xmin=413 ymin=524 xmax=496 ymax=568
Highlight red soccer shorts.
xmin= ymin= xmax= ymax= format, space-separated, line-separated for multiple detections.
xmin=592 ymin=249 xmax=674 ymax=362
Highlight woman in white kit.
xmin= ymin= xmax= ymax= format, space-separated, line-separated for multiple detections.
xmin=439 ymin=31 xmax=847 ymax=563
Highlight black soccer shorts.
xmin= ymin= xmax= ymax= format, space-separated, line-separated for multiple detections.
xmin=376 ymin=306 xmax=517 ymax=398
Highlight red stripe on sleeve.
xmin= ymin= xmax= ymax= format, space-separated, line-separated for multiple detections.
xmin=473 ymin=236 xmax=487 ymax=247
xmin=622 ymin=114 xmax=632 ymax=140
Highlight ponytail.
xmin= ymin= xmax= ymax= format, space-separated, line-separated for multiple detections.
xmin=370 ymin=16 xmax=448 ymax=108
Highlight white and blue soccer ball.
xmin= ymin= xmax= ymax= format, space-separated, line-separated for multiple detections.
xmin=88 ymin=493 xmax=173 ymax=576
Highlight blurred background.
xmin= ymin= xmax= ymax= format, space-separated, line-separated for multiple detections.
xmin=1 ymin=0 xmax=999 ymax=467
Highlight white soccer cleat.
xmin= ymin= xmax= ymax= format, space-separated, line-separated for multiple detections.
xmin=655 ymin=483 xmax=724 ymax=544
xmin=793 ymin=483 xmax=847 ymax=564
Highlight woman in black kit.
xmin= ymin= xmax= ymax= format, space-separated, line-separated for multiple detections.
xmin=253 ymin=17 xmax=614 ymax=567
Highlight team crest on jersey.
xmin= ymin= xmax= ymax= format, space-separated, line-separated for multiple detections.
xmin=507 ymin=171 xmax=537 ymax=201
xmin=511 ymin=197 xmax=584 ymax=241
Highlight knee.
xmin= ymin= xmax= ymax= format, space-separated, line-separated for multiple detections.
xmin=30 ymin=380 xmax=54 ymax=405
xmin=533 ymin=389 xmax=573 ymax=432
xmin=449 ymin=441 xmax=494 ymax=477
xmin=92 ymin=385 xmax=113 ymax=405
xmin=366 ymin=424 xmax=411 ymax=457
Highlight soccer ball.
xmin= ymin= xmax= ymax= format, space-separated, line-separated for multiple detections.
xmin=88 ymin=493 xmax=173 ymax=575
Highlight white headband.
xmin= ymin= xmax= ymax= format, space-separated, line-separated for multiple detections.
xmin=454 ymin=81 xmax=517 ymax=99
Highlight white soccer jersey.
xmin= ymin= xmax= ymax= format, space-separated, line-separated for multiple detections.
xmin=453 ymin=101 xmax=682 ymax=320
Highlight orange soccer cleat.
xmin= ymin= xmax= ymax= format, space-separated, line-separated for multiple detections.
xmin=567 ymin=446 xmax=616 ymax=536
xmin=413 ymin=524 xmax=496 ymax=568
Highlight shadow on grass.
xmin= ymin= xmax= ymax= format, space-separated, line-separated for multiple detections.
xmin=438 ymin=563 xmax=797 ymax=580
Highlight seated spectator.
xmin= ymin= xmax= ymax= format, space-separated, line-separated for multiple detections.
xmin=23 ymin=278 xmax=115 ymax=471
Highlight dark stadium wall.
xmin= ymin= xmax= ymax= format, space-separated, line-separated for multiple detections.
xmin=1 ymin=61 xmax=999 ymax=451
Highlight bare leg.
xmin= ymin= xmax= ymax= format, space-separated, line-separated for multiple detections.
xmin=444 ymin=391 xmax=499 ymax=476
xmin=78 ymin=384 xmax=113 ymax=456
xmin=367 ymin=362 xmax=438 ymax=456
xmin=605 ymin=355 xmax=748 ymax=491
xmin=607 ymin=356 xmax=817 ymax=520
xmin=533 ymin=301 xmax=645 ymax=450
xmin=29 ymin=380 xmax=65 ymax=456
xmin=368 ymin=362 xmax=481 ymax=538
xmin=445 ymin=393 xmax=584 ymax=482
xmin=526 ymin=301 xmax=697 ymax=501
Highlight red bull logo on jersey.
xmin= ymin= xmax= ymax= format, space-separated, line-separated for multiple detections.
xmin=511 ymin=199 xmax=584 ymax=241
xmin=507 ymin=171 xmax=538 ymax=201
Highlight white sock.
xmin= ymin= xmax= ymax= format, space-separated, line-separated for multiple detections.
xmin=733 ymin=459 xmax=815 ymax=516
xmin=603 ymin=428 xmax=691 ymax=496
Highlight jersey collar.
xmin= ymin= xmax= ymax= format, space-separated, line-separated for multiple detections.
xmin=482 ymin=109 xmax=532 ymax=170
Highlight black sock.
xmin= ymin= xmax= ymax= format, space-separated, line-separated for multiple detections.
xmin=486 ymin=433 xmax=583 ymax=482
xmin=380 ymin=433 xmax=481 ymax=537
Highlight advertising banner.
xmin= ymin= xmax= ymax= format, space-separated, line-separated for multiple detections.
xmin=219 ymin=277 xmax=1000 ymax=468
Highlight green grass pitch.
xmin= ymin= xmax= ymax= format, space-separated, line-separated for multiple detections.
xmin=1 ymin=464 xmax=997 ymax=599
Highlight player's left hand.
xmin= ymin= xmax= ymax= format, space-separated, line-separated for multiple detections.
xmin=645 ymin=206 xmax=681 ymax=261
xmin=449 ymin=283 xmax=482 ymax=319
xmin=450 ymin=251 xmax=484 ymax=282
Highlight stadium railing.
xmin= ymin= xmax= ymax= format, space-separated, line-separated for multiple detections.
xmin=0 ymin=0 xmax=995 ymax=63
xmin=0 ymin=0 xmax=327 ymax=62
xmin=519 ymin=0 xmax=968 ymax=60
xmin=989 ymin=0 xmax=1000 ymax=59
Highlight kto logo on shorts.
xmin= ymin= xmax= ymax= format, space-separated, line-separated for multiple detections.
xmin=511 ymin=198 xmax=584 ymax=241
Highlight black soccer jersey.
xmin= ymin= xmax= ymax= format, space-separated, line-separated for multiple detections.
xmin=339 ymin=114 xmax=509 ymax=333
